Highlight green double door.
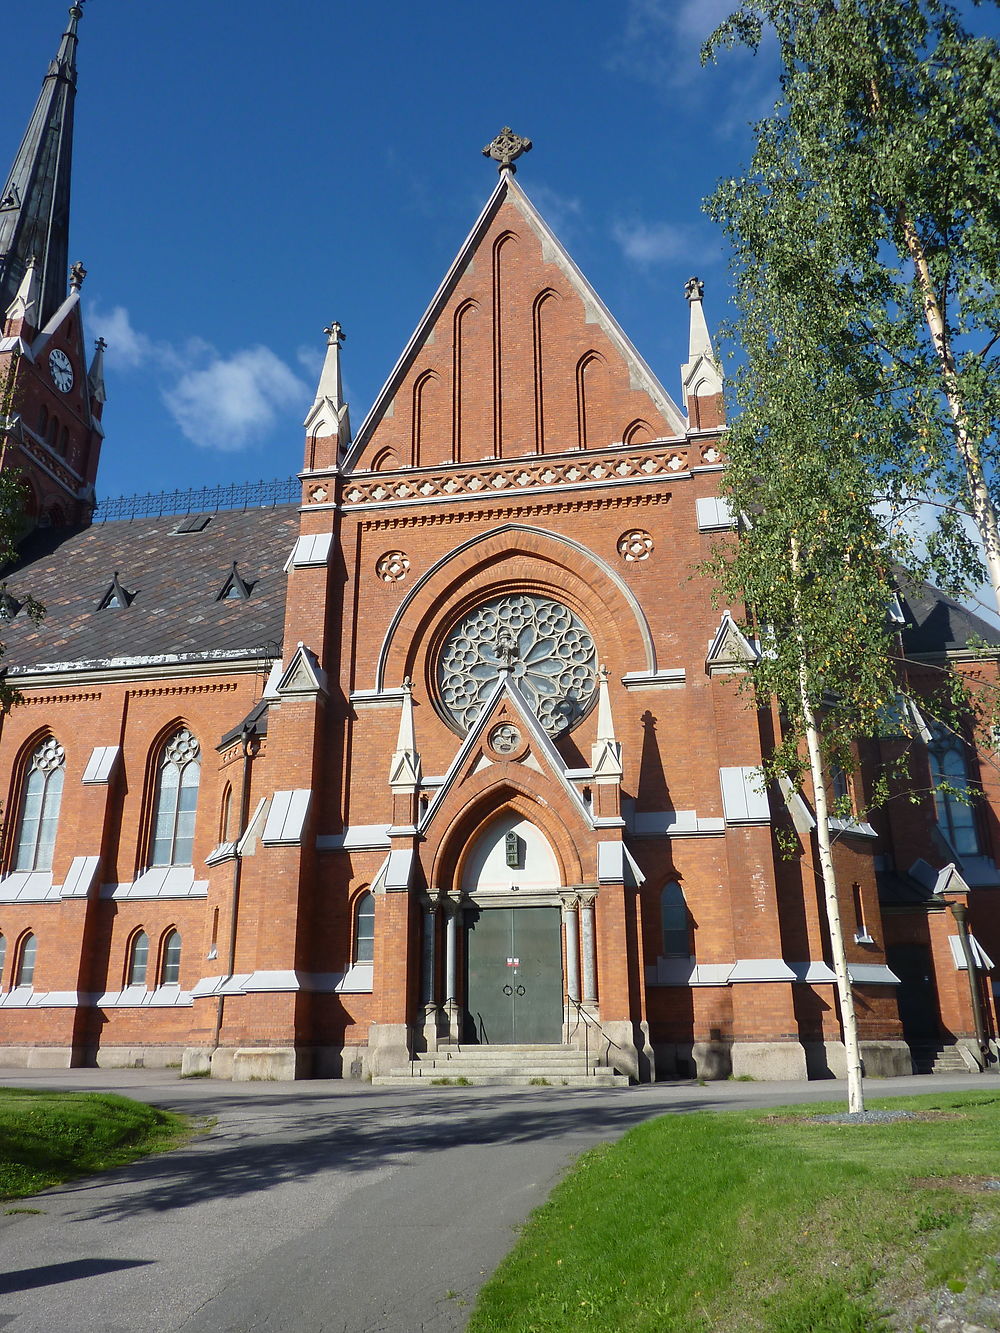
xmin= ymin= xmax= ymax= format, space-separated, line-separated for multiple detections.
xmin=465 ymin=906 xmax=563 ymax=1044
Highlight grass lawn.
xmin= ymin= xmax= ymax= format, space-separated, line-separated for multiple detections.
xmin=468 ymin=1091 xmax=1000 ymax=1333
xmin=0 ymin=1087 xmax=189 ymax=1200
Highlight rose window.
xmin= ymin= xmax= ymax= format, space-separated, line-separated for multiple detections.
xmin=438 ymin=594 xmax=598 ymax=735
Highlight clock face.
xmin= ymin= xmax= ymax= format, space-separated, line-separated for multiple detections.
xmin=48 ymin=349 xmax=74 ymax=393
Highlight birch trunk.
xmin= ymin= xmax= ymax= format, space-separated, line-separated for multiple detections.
xmin=901 ymin=215 xmax=1000 ymax=615
xmin=791 ymin=536 xmax=865 ymax=1113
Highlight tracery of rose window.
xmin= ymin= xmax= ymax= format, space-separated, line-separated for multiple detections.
xmin=438 ymin=594 xmax=598 ymax=736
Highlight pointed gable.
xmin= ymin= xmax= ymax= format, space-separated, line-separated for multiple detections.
xmin=346 ymin=175 xmax=685 ymax=473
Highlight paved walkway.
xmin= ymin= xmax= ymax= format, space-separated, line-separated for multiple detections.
xmin=0 ymin=1069 xmax=987 ymax=1332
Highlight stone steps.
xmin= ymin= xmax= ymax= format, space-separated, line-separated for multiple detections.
xmin=910 ymin=1043 xmax=977 ymax=1075
xmin=373 ymin=1072 xmax=628 ymax=1088
xmin=371 ymin=1043 xmax=630 ymax=1088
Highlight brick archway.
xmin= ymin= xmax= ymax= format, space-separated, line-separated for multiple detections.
xmin=375 ymin=523 xmax=656 ymax=692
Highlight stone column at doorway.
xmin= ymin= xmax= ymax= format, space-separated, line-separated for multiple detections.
xmin=420 ymin=896 xmax=441 ymax=1051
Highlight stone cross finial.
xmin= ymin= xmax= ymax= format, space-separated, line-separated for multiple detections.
xmin=482 ymin=127 xmax=532 ymax=173
xmin=95 ymin=336 xmax=107 ymax=352
xmin=324 ymin=321 xmax=345 ymax=348
xmin=684 ymin=276 xmax=705 ymax=303
xmin=69 ymin=260 xmax=87 ymax=291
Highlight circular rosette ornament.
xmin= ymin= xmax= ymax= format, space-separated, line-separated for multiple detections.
xmin=376 ymin=551 xmax=410 ymax=583
xmin=438 ymin=594 xmax=597 ymax=736
xmin=617 ymin=529 xmax=653 ymax=562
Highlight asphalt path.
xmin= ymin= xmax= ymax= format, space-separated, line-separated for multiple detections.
xmin=0 ymin=1068 xmax=987 ymax=1332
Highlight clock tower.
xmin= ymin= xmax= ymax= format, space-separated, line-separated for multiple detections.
xmin=0 ymin=3 xmax=105 ymax=531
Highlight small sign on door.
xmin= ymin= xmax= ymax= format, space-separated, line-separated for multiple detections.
xmin=506 ymin=957 xmax=520 ymax=967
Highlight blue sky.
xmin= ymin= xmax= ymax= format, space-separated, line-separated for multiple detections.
xmin=4 ymin=1 xmax=998 ymax=506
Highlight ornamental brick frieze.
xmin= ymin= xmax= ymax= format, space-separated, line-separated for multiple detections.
xmin=340 ymin=440 xmax=724 ymax=510
xmin=358 ymin=489 xmax=669 ymax=533
xmin=20 ymin=691 xmax=103 ymax=704
xmin=126 ymin=682 xmax=240 ymax=699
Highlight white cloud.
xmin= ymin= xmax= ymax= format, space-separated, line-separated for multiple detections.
xmin=87 ymin=304 xmax=154 ymax=370
xmin=613 ymin=217 xmax=725 ymax=271
xmin=528 ymin=185 xmax=584 ymax=241
xmin=163 ymin=347 xmax=309 ymax=452
xmin=613 ymin=0 xmax=778 ymax=121
xmin=86 ymin=304 xmax=309 ymax=452
xmin=614 ymin=219 xmax=688 ymax=265
xmin=296 ymin=343 xmax=325 ymax=380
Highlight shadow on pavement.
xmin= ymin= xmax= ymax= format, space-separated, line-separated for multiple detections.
xmin=63 ymin=1087 xmax=724 ymax=1222
xmin=0 ymin=1257 xmax=152 ymax=1294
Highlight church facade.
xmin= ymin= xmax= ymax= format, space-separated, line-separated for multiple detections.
xmin=0 ymin=9 xmax=996 ymax=1083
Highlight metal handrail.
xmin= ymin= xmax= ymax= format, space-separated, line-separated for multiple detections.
xmin=568 ymin=997 xmax=624 ymax=1076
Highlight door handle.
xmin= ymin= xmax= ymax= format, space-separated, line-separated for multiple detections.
xmin=503 ymin=984 xmax=513 ymax=996
xmin=516 ymin=985 xmax=525 ymax=996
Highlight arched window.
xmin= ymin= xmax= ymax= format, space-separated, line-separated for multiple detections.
xmin=354 ymin=891 xmax=375 ymax=964
xmin=38 ymin=405 xmax=48 ymax=436
xmin=219 ymin=783 xmax=233 ymax=841
xmin=660 ymin=882 xmax=690 ymax=958
xmin=16 ymin=933 xmax=36 ymax=987
xmin=930 ymin=727 xmax=981 ymax=857
xmin=0 ymin=934 xmax=6 ymax=987
xmin=161 ymin=930 xmax=182 ymax=985
xmin=128 ymin=931 xmax=149 ymax=987
xmin=151 ymin=730 xmax=200 ymax=866
xmin=14 ymin=738 xmax=65 ymax=871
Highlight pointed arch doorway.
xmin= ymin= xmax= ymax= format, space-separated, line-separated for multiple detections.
xmin=461 ymin=814 xmax=564 ymax=1045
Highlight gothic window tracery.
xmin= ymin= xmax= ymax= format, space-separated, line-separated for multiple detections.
xmin=151 ymin=730 xmax=200 ymax=867
xmin=437 ymin=594 xmax=598 ymax=736
xmin=14 ymin=738 xmax=65 ymax=871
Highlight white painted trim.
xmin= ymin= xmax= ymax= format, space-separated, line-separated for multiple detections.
xmin=317 ymin=825 xmax=392 ymax=852
xmin=82 ymin=745 xmax=120 ymax=784
xmin=0 ymin=871 xmax=57 ymax=903
xmin=621 ymin=669 xmax=686 ymax=690
xmin=61 ymin=855 xmax=100 ymax=899
xmin=261 ymin=790 xmax=312 ymax=846
xmin=102 ymin=867 xmax=208 ymax=900
xmin=10 ymin=652 xmax=278 ymax=687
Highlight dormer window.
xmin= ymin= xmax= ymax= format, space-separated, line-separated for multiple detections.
xmin=0 ymin=589 xmax=22 ymax=620
xmin=216 ymin=562 xmax=253 ymax=602
xmin=173 ymin=514 xmax=212 ymax=534
xmin=98 ymin=572 xmax=135 ymax=610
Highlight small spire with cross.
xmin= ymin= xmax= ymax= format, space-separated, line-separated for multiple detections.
xmin=482 ymin=127 xmax=532 ymax=174
xmin=324 ymin=320 xmax=345 ymax=348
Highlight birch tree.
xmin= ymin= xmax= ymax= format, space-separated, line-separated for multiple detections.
xmin=706 ymin=0 xmax=1000 ymax=615
xmin=701 ymin=0 xmax=1000 ymax=1110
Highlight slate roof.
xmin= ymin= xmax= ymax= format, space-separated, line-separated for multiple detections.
xmin=0 ymin=505 xmax=298 ymax=674
xmin=898 ymin=575 xmax=1000 ymax=655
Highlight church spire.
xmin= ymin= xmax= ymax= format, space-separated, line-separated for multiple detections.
xmin=0 ymin=4 xmax=85 ymax=331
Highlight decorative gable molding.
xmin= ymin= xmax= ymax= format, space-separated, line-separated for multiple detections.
xmin=276 ymin=642 xmax=328 ymax=698
xmin=706 ymin=611 xmax=759 ymax=676
xmin=419 ymin=674 xmax=595 ymax=835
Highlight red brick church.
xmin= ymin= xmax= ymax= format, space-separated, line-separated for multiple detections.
xmin=0 ymin=8 xmax=996 ymax=1082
